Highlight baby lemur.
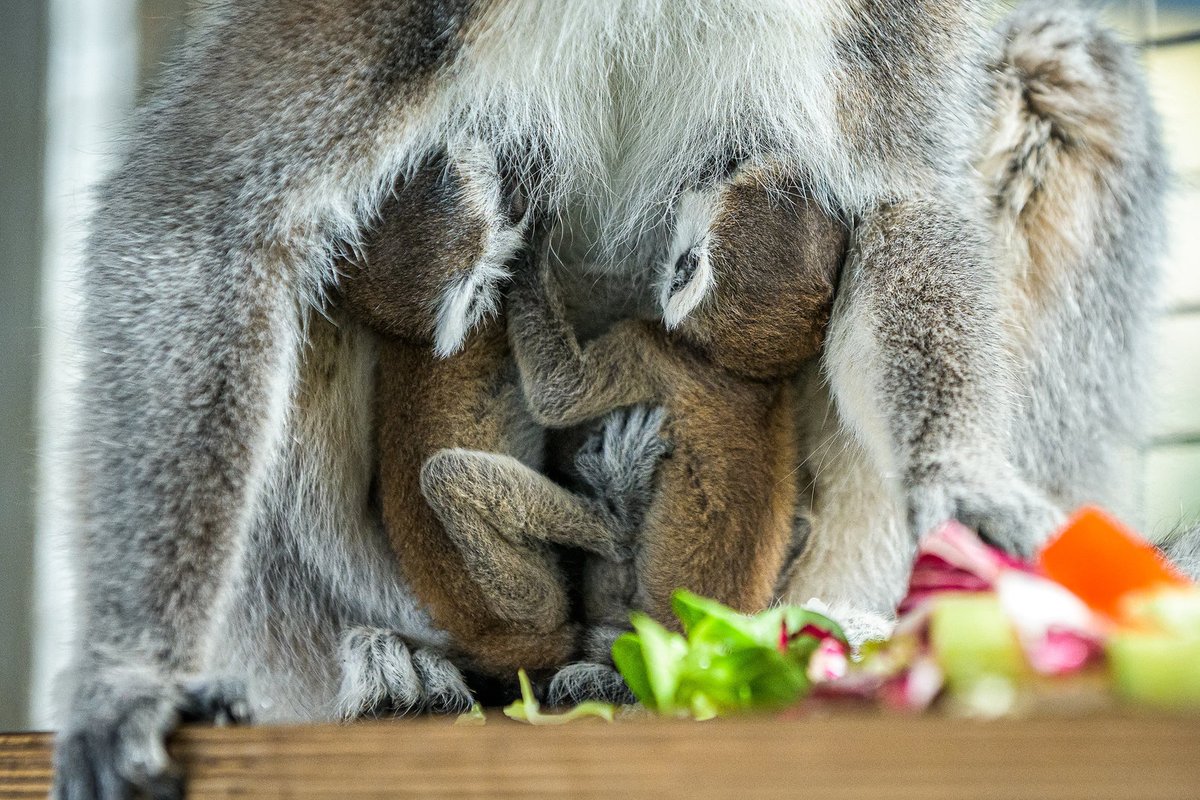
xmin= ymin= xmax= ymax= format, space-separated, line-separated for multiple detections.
xmin=348 ymin=156 xmax=846 ymax=701
xmin=510 ymin=161 xmax=849 ymax=663
xmin=335 ymin=144 xmax=633 ymax=693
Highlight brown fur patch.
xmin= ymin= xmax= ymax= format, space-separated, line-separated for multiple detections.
xmin=679 ymin=170 xmax=848 ymax=379
xmin=337 ymin=164 xmax=578 ymax=676
xmin=511 ymin=184 xmax=844 ymax=631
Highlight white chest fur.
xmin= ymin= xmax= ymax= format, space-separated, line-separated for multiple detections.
xmin=413 ymin=0 xmax=867 ymax=267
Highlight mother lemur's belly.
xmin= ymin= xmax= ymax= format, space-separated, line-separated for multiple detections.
xmin=406 ymin=0 xmax=877 ymax=276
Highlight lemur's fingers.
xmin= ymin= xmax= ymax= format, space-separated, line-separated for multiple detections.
xmin=908 ymin=474 xmax=1065 ymax=558
xmin=53 ymin=668 xmax=228 ymax=800
xmin=178 ymin=678 xmax=252 ymax=726
xmin=336 ymin=627 xmax=473 ymax=719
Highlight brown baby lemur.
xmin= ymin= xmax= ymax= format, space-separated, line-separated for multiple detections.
xmin=508 ymin=161 xmax=850 ymax=695
xmin=334 ymin=142 xmax=635 ymax=711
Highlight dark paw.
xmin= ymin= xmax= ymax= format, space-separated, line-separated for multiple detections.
xmin=337 ymin=627 xmax=474 ymax=719
xmin=547 ymin=663 xmax=637 ymax=707
xmin=575 ymin=405 xmax=670 ymax=533
xmin=178 ymin=677 xmax=252 ymax=726
xmin=53 ymin=667 xmax=244 ymax=800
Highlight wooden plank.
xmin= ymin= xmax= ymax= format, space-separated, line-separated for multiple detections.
xmin=0 ymin=733 xmax=52 ymax=800
xmin=5 ymin=713 xmax=1200 ymax=799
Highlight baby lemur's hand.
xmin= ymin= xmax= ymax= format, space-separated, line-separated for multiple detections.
xmin=575 ymin=405 xmax=671 ymax=538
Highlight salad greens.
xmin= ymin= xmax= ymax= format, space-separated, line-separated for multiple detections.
xmin=611 ymin=590 xmax=847 ymax=719
xmin=503 ymin=668 xmax=617 ymax=725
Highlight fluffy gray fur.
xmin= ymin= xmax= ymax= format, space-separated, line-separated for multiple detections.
xmin=54 ymin=1 xmax=1166 ymax=797
xmin=780 ymin=2 xmax=1166 ymax=614
xmin=1163 ymin=527 xmax=1200 ymax=582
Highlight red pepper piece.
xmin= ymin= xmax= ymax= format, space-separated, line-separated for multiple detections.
xmin=1037 ymin=506 xmax=1191 ymax=620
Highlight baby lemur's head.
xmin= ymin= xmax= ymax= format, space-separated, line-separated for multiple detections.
xmin=658 ymin=165 xmax=849 ymax=380
xmin=338 ymin=140 xmax=527 ymax=356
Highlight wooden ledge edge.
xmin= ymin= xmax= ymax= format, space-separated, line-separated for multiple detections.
xmin=5 ymin=712 xmax=1200 ymax=798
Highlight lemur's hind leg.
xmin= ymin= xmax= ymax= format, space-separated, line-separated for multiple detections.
xmin=419 ymin=448 xmax=630 ymax=629
xmin=784 ymin=4 xmax=1166 ymax=613
xmin=336 ymin=627 xmax=473 ymax=719
xmin=983 ymin=3 xmax=1167 ymax=518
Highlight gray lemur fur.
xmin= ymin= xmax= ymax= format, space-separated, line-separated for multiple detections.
xmin=54 ymin=2 xmax=1166 ymax=798
xmin=779 ymin=2 xmax=1168 ymax=617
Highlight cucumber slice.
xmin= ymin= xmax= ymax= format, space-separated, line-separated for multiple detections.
xmin=1108 ymin=631 xmax=1200 ymax=708
xmin=930 ymin=594 xmax=1026 ymax=687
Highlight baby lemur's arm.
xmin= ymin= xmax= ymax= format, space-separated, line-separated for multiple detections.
xmin=508 ymin=255 xmax=669 ymax=428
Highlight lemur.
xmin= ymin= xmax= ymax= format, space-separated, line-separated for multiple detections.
xmin=54 ymin=3 xmax=1167 ymax=798
xmin=344 ymin=158 xmax=845 ymax=705
xmin=330 ymin=143 xmax=651 ymax=710
xmin=509 ymin=163 xmax=848 ymax=673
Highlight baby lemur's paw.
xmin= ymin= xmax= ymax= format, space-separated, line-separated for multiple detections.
xmin=53 ymin=666 xmax=250 ymax=800
xmin=908 ymin=474 xmax=1065 ymax=558
xmin=547 ymin=664 xmax=637 ymax=707
xmin=337 ymin=627 xmax=473 ymax=719
xmin=575 ymin=406 xmax=670 ymax=537
xmin=547 ymin=625 xmax=636 ymax=706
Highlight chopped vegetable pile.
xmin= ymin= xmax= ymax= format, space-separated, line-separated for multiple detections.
xmin=610 ymin=591 xmax=848 ymax=720
xmin=501 ymin=506 xmax=1200 ymax=723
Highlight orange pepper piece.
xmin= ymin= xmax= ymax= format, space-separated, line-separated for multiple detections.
xmin=1037 ymin=506 xmax=1191 ymax=621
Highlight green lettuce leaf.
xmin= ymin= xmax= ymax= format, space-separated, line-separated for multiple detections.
xmin=503 ymin=669 xmax=616 ymax=725
xmin=613 ymin=590 xmax=846 ymax=719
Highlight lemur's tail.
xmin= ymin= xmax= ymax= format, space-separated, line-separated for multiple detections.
xmin=978 ymin=2 xmax=1168 ymax=514
xmin=981 ymin=1 xmax=1167 ymax=307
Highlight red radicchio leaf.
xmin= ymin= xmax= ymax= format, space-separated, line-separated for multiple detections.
xmin=1025 ymin=628 xmax=1104 ymax=675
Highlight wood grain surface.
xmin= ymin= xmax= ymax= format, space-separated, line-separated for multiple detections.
xmin=4 ymin=713 xmax=1199 ymax=799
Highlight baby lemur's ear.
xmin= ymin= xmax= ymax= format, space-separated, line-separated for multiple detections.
xmin=433 ymin=138 xmax=529 ymax=358
xmin=660 ymin=189 xmax=719 ymax=330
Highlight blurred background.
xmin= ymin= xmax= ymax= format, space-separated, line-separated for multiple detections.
xmin=1 ymin=0 xmax=1198 ymax=731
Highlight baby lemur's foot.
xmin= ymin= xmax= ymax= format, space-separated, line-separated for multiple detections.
xmin=547 ymin=625 xmax=637 ymax=706
xmin=575 ymin=405 xmax=670 ymax=534
xmin=548 ymin=663 xmax=637 ymax=707
xmin=337 ymin=627 xmax=473 ymax=719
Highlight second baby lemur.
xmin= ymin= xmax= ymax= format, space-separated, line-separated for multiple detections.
xmin=510 ymin=161 xmax=850 ymax=691
xmin=334 ymin=142 xmax=636 ymax=710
